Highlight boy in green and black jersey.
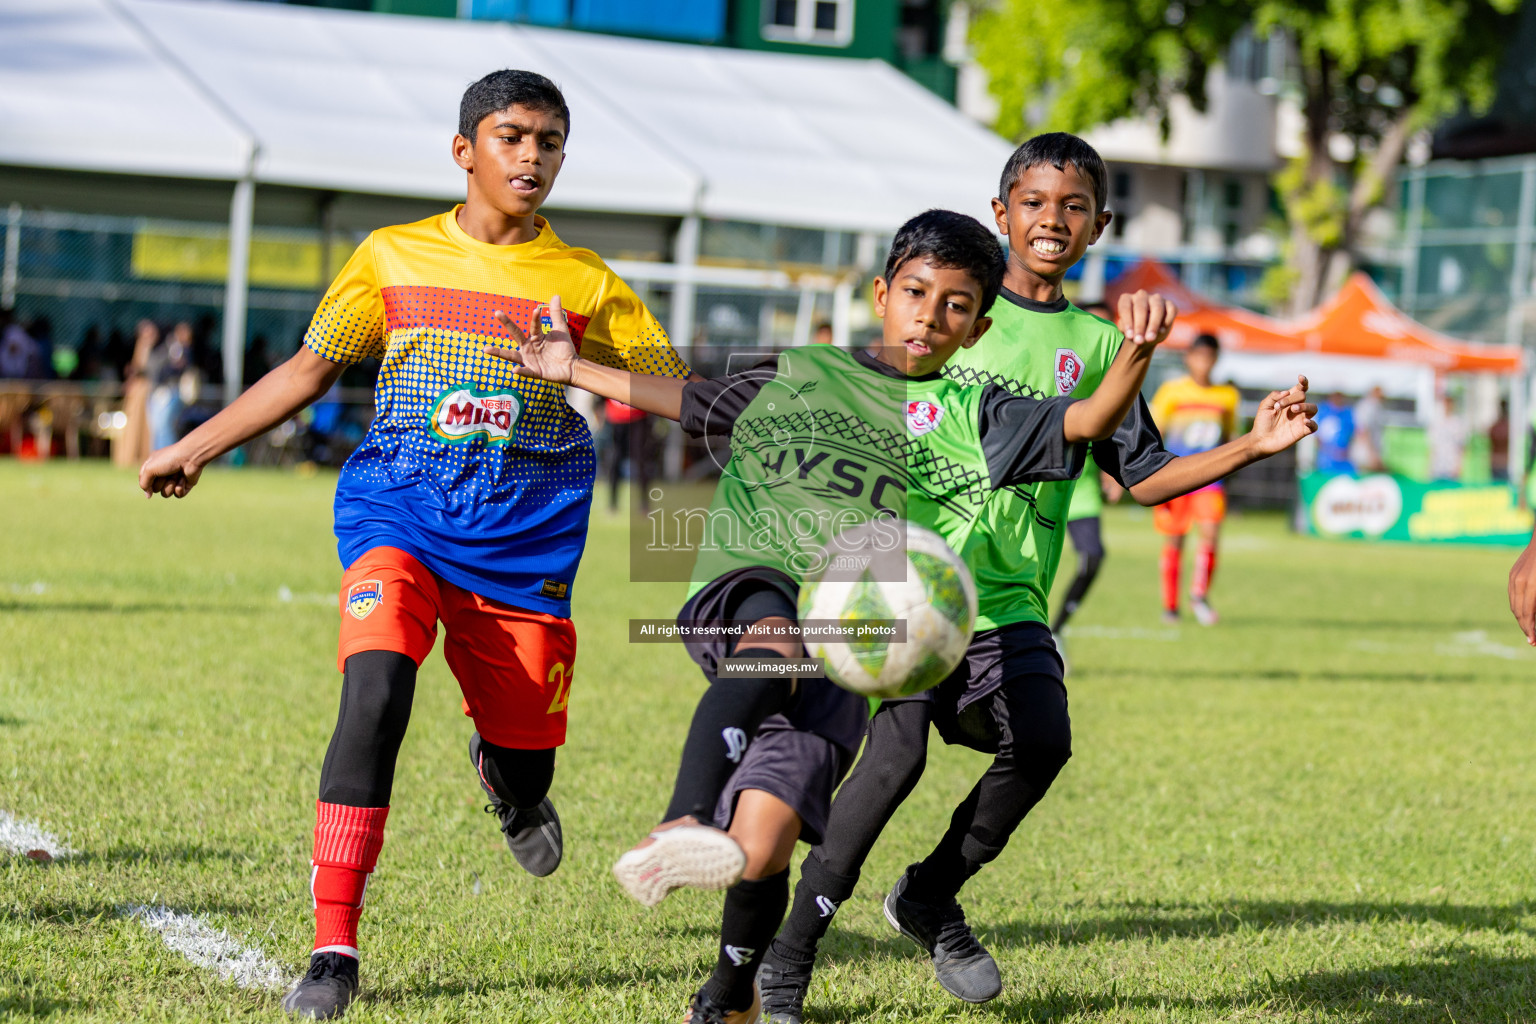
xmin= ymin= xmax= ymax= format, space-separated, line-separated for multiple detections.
xmin=759 ymin=134 xmax=1320 ymax=1021
xmin=487 ymin=209 xmax=1183 ymax=1024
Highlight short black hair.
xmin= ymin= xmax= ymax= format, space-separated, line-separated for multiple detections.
xmin=998 ymin=132 xmax=1108 ymax=215
xmin=1190 ymin=333 xmax=1220 ymax=353
xmin=883 ymin=209 xmax=1005 ymax=316
xmin=459 ymin=70 xmax=571 ymax=143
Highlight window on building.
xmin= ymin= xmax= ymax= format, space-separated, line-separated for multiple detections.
xmin=763 ymin=0 xmax=854 ymax=46
xmin=1110 ymin=170 xmax=1132 ymax=239
xmin=1223 ymin=178 xmax=1243 ymax=210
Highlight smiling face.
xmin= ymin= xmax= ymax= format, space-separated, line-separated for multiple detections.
xmin=452 ymin=103 xmax=566 ymax=220
xmin=991 ymin=162 xmax=1111 ymax=298
xmin=871 ymin=258 xmax=991 ymax=377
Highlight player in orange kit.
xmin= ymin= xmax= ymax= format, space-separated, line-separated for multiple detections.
xmin=1149 ymin=334 xmax=1240 ymax=625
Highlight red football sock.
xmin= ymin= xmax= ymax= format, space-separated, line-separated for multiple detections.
xmin=1159 ymin=545 xmax=1181 ymax=612
xmin=1193 ymin=545 xmax=1217 ymax=598
xmin=310 ymin=802 xmax=388 ymax=959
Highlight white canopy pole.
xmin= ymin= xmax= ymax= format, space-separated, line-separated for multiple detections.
xmin=664 ymin=210 xmax=702 ymax=481
xmin=223 ymin=172 xmax=254 ymax=405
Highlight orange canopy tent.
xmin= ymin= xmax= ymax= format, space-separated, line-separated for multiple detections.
xmin=1104 ymin=260 xmax=1523 ymax=374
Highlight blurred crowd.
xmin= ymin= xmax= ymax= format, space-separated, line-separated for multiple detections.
xmin=1310 ymin=386 xmax=1513 ymax=483
xmin=0 ymin=312 xmax=374 ymax=465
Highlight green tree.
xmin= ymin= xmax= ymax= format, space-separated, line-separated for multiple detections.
xmin=971 ymin=0 xmax=1521 ymax=313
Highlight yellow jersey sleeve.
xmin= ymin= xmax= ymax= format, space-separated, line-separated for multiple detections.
xmin=304 ymin=235 xmax=386 ymax=365
xmin=1221 ymin=384 xmax=1240 ymax=439
xmin=1149 ymin=380 xmax=1176 ymax=430
xmin=579 ymin=272 xmax=692 ymax=379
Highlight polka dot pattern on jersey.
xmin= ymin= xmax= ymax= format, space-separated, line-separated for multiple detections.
xmin=313 ymin=212 xmax=693 ymax=618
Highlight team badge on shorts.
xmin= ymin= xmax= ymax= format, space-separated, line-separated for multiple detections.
xmin=905 ymin=400 xmax=944 ymax=436
xmin=1055 ymin=349 xmax=1084 ymax=395
xmin=346 ymin=579 xmax=384 ymax=620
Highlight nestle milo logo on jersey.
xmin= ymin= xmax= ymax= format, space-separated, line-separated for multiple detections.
xmin=429 ymin=387 xmax=523 ymax=444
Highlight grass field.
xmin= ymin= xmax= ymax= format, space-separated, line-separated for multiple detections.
xmin=4 ymin=460 xmax=1536 ymax=1023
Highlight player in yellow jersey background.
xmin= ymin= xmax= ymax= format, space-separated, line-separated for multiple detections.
xmin=1149 ymin=334 xmax=1240 ymax=625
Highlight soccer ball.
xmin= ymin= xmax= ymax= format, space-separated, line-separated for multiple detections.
xmin=797 ymin=520 xmax=977 ymax=699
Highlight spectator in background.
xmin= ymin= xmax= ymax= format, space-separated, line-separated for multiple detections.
xmin=145 ymin=320 xmax=194 ymax=450
xmin=812 ymin=320 xmax=833 ymax=345
xmin=113 ymin=319 xmax=159 ymax=467
xmin=1489 ymin=398 xmax=1511 ymax=482
xmin=28 ymin=317 xmax=56 ymax=379
xmin=1313 ymin=392 xmax=1356 ymax=474
xmin=192 ymin=312 xmax=222 ymax=385
xmin=1349 ymin=384 xmax=1386 ymax=473
xmin=0 ymin=311 xmax=38 ymax=379
xmin=602 ymin=397 xmax=651 ymax=514
xmin=1429 ymin=394 xmax=1468 ymax=483
xmin=243 ymin=334 xmax=272 ymax=388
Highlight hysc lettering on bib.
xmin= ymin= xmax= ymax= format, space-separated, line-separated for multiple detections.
xmin=430 ymin=387 xmax=523 ymax=444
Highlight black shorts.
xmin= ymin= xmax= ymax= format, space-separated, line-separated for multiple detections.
xmin=681 ymin=567 xmax=868 ymax=839
xmin=676 ymin=567 xmax=802 ymax=675
xmin=714 ymin=724 xmax=853 ymax=846
xmin=895 ymin=620 xmax=1065 ymax=753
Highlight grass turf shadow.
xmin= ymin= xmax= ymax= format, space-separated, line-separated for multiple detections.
xmin=984 ymin=899 xmax=1536 ymax=949
xmin=808 ymin=949 xmax=1536 ymax=1023
xmin=0 ymin=972 xmax=75 ymax=1019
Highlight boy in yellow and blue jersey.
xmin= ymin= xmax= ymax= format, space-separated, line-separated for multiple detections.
xmin=1150 ymin=333 xmax=1240 ymax=625
xmin=140 ymin=70 xmax=691 ymax=1019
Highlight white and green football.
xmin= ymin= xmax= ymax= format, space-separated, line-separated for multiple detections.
xmin=797 ymin=519 xmax=977 ymax=699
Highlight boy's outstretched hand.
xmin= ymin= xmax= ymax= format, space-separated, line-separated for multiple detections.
xmin=486 ymin=296 xmax=576 ymax=383
xmin=1117 ymin=290 xmax=1178 ymax=347
xmin=140 ymin=445 xmax=201 ymax=499
xmin=1249 ymin=375 xmax=1317 ymax=455
xmin=1508 ymin=540 xmax=1536 ymax=645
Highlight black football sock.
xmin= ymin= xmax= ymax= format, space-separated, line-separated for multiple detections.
xmin=906 ymin=748 xmax=1065 ymax=905
xmin=702 ymin=869 xmax=790 ymax=1010
xmin=771 ymin=851 xmax=860 ymax=964
xmin=318 ymin=651 xmax=417 ymax=807
xmin=662 ymin=652 xmax=794 ymax=824
xmin=474 ymin=740 xmax=556 ymax=809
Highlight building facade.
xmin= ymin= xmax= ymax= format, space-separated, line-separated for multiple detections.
xmin=277 ymin=0 xmax=962 ymax=100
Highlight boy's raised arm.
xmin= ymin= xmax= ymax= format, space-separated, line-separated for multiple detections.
xmin=1122 ymin=378 xmax=1316 ymax=505
xmin=487 ymin=299 xmax=685 ymax=421
xmin=1061 ymin=292 xmax=1173 ymax=442
xmin=139 ymin=347 xmax=346 ymax=498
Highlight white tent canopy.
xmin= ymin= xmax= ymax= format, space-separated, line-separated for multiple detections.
xmin=0 ymin=0 xmax=251 ymax=180
xmin=0 ymin=0 xmax=1013 ymax=232
xmin=0 ymin=0 xmax=1018 ymax=399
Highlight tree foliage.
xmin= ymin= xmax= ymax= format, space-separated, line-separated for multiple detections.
xmin=971 ymin=0 xmax=1522 ymax=312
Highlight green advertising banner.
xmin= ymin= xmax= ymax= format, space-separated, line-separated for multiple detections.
xmin=1300 ymin=472 xmax=1533 ymax=546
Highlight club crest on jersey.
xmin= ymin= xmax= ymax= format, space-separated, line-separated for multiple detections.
xmin=1055 ymin=349 xmax=1084 ymax=395
xmin=346 ymin=579 xmax=383 ymax=620
xmin=905 ymin=400 xmax=944 ymax=436
xmin=429 ymin=387 xmax=522 ymax=444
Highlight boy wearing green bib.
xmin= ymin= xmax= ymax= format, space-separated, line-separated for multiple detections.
xmin=759 ymin=135 xmax=1318 ymax=1021
xmin=486 ymin=209 xmax=1182 ymax=1023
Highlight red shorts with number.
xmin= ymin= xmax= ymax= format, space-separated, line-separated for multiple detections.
xmin=337 ymin=546 xmax=575 ymax=749
xmin=1153 ymin=487 xmax=1227 ymax=537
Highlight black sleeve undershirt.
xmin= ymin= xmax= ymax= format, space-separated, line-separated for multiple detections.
xmin=977 ymin=385 xmax=1087 ymax=488
xmin=677 ymin=356 xmax=781 ymax=438
xmin=1089 ymin=393 xmax=1176 ymax=489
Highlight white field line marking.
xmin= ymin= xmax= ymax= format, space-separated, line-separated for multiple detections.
xmin=276 ymin=586 xmax=337 ymax=606
xmin=1435 ymin=630 xmax=1530 ymax=661
xmin=0 ymin=810 xmax=76 ymax=859
xmin=123 ymin=904 xmax=288 ymax=990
